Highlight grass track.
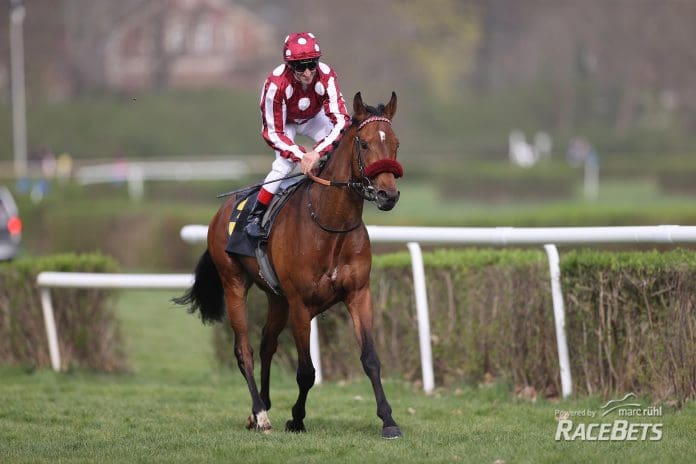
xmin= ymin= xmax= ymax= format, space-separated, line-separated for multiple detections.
xmin=1 ymin=290 xmax=695 ymax=463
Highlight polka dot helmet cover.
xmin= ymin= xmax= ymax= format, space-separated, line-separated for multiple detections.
xmin=283 ymin=32 xmax=321 ymax=62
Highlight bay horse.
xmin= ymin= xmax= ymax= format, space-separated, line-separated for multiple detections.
xmin=175 ymin=92 xmax=403 ymax=439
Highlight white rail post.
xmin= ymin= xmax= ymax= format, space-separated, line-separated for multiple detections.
xmin=544 ymin=244 xmax=572 ymax=398
xmin=310 ymin=317 xmax=322 ymax=384
xmin=127 ymin=165 xmax=144 ymax=201
xmin=407 ymin=242 xmax=435 ymax=393
xmin=36 ymin=272 xmax=196 ymax=373
xmin=39 ymin=287 xmax=62 ymax=372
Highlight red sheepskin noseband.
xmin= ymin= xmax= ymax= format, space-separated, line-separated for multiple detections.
xmin=357 ymin=116 xmax=404 ymax=179
xmin=364 ymin=158 xmax=404 ymax=179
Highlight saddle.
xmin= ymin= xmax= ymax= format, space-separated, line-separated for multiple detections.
xmin=224 ymin=176 xmax=305 ymax=295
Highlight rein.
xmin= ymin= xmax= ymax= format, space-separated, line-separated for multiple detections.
xmin=306 ymin=182 xmax=363 ymax=233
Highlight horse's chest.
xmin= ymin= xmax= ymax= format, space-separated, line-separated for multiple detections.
xmin=297 ymin=263 xmax=365 ymax=303
xmin=324 ymin=265 xmax=343 ymax=290
xmin=314 ymin=265 xmax=346 ymax=292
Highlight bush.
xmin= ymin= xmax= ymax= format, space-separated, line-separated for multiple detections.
xmin=0 ymin=253 xmax=127 ymax=372
xmin=17 ymin=188 xmax=208 ymax=271
xmin=437 ymin=161 xmax=578 ymax=202
xmin=212 ymin=248 xmax=696 ymax=401
xmin=7 ymin=89 xmax=265 ymax=160
xmin=562 ymin=249 xmax=696 ymax=402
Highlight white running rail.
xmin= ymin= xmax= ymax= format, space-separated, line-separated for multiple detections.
xmin=76 ymin=160 xmax=249 ymax=200
xmin=36 ymin=225 xmax=696 ymax=399
xmin=180 ymin=224 xmax=696 ymax=397
xmin=36 ymin=273 xmax=194 ymax=372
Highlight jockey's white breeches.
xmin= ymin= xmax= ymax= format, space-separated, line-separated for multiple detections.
xmin=262 ymin=111 xmax=333 ymax=195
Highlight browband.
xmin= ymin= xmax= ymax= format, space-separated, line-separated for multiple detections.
xmin=357 ymin=116 xmax=391 ymax=131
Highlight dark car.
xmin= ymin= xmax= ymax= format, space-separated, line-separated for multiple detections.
xmin=0 ymin=186 xmax=22 ymax=261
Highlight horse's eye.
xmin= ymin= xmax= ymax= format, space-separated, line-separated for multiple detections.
xmin=360 ymin=141 xmax=369 ymax=150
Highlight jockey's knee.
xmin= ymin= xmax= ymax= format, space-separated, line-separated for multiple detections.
xmin=271 ymin=156 xmax=295 ymax=175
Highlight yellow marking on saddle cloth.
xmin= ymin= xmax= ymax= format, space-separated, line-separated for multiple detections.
xmin=228 ymin=198 xmax=248 ymax=236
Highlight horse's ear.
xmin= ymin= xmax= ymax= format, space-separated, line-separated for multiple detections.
xmin=353 ymin=92 xmax=366 ymax=115
xmin=383 ymin=91 xmax=397 ymax=120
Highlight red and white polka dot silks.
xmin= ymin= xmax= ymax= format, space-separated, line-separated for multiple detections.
xmin=260 ymin=48 xmax=350 ymax=161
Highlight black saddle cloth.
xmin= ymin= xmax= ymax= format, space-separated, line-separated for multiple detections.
xmin=224 ymin=177 xmax=305 ymax=257
xmin=224 ymin=188 xmax=260 ymax=257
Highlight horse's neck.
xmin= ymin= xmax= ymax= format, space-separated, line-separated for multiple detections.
xmin=311 ymin=130 xmax=364 ymax=223
xmin=321 ymin=131 xmax=354 ymax=182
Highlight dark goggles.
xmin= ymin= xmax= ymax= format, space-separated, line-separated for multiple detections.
xmin=290 ymin=59 xmax=318 ymax=72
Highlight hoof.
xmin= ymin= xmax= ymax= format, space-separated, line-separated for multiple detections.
xmin=382 ymin=425 xmax=403 ymax=439
xmin=285 ymin=419 xmax=306 ymax=433
xmin=245 ymin=411 xmax=273 ymax=434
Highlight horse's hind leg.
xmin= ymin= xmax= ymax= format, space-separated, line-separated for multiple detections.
xmin=221 ymin=265 xmax=272 ymax=432
xmin=285 ymin=304 xmax=315 ymax=433
xmin=259 ymin=293 xmax=289 ymax=411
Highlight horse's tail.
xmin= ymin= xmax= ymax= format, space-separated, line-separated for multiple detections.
xmin=172 ymin=249 xmax=225 ymax=324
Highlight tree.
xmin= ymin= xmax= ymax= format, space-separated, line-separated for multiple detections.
xmin=394 ymin=0 xmax=482 ymax=101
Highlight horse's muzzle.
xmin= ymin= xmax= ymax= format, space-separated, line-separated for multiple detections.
xmin=376 ymin=189 xmax=400 ymax=211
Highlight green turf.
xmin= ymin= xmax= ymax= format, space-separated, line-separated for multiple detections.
xmin=1 ymin=290 xmax=695 ymax=463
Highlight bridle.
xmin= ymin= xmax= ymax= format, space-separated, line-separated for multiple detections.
xmin=307 ymin=116 xmax=403 ymax=200
xmin=306 ymin=115 xmax=403 ymax=233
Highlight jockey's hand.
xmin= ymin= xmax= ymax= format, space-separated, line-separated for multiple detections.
xmin=301 ymin=150 xmax=321 ymax=175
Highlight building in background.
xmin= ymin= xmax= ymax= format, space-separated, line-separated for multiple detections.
xmin=104 ymin=0 xmax=275 ymax=91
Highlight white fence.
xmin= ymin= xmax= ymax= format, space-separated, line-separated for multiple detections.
xmin=36 ymin=272 xmax=322 ymax=384
xmin=76 ymin=160 xmax=250 ymax=200
xmin=36 ymin=272 xmax=194 ymax=372
xmin=36 ymin=225 xmax=696 ymax=399
xmin=181 ymin=224 xmax=696 ymax=397
xmin=35 ymin=271 xmax=328 ymax=385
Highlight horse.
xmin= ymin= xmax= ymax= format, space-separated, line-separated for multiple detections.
xmin=174 ymin=92 xmax=404 ymax=439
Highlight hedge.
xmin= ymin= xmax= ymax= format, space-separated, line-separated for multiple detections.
xmin=18 ymin=195 xmax=204 ymax=271
xmin=0 ymin=254 xmax=126 ymax=372
xmin=214 ymin=248 xmax=696 ymax=402
xmin=562 ymin=250 xmax=696 ymax=402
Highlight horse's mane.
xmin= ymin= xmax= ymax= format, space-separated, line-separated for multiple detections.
xmin=318 ymin=105 xmax=385 ymax=174
xmin=351 ymin=103 xmax=387 ymax=127
xmin=317 ymin=99 xmax=389 ymax=171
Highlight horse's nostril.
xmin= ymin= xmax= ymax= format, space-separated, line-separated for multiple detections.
xmin=378 ymin=189 xmax=399 ymax=198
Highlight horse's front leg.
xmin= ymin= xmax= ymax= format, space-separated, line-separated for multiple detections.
xmin=285 ymin=304 xmax=316 ymax=433
xmin=259 ymin=293 xmax=289 ymax=411
xmin=346 ymin=287 xmax=402 ymax=439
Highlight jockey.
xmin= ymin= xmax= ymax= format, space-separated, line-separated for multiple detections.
xmin=245 ymin=31 xmax=351 ymax=238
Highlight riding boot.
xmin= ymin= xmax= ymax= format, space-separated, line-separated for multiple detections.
xmin=244 ymin=198 xmax=269 ymax=239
